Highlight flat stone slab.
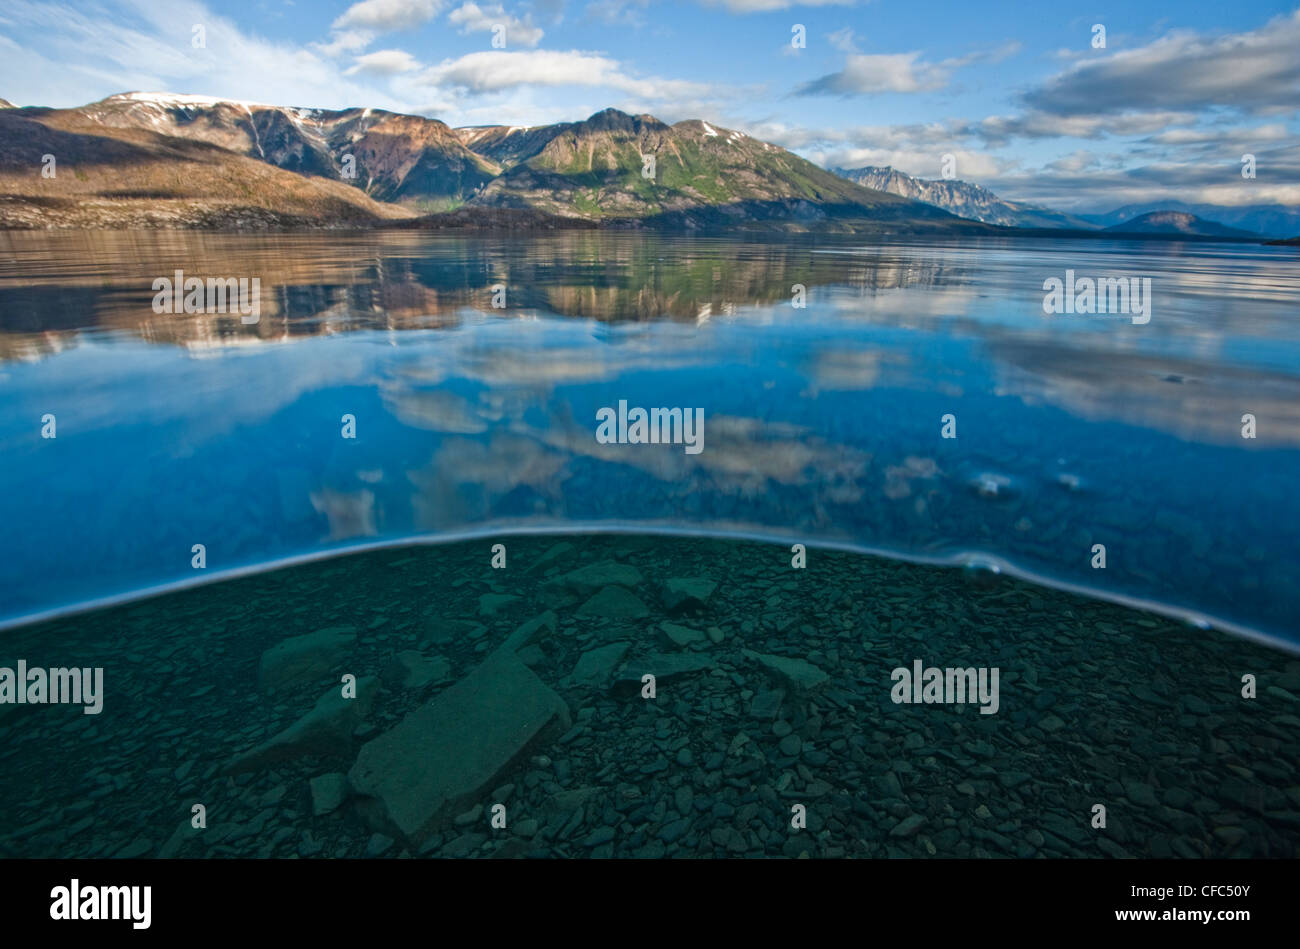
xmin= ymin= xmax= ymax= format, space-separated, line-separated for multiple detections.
xmin=383 ymin=651 xmax=451 ymax=690
xmin=612 ymin=653 xmax=715 ymax=695
xmin=742 ymin=649 xmax=830 ymax=691
xmin=524 ymin=541 xmax=575 ymax=575
xmin=258 ymin=626 xmax=356 ymax=692
xmin=225 ymin=675 xmax=379 ymax=774
xmin=564 ymin=642 xmax=631 ymax=689
xmin=500 ymin=610 xmax=558 ymax=653
xmin=577 ymin=585 xmax=649 ymax=620
xmin=349 ymin=653 xmax=570 ymax=845
xmin=659 ymin=621 xmax=707 ymax=647
xmin=550 ymin=560 xmax=644 ymax=595
xmin=662 ymin=577 xmax=717 ymax=613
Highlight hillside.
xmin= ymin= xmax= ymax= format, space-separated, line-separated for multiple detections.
xmin=1103 ymin=211 xmax=1258 ymax=238
xmin=460 ymin=110 xmax=979 ymax=231
xmin=0 ymin=104 xmax=417 ymax=229
xmin=832 ymin=165 xmax=1095 ymax=230
xmin=76 ymin=92 xmax=496 ymax=211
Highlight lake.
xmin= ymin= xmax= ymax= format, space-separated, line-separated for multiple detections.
xmin=0 ymin=230 xmax=1297 ymax=858
xmin=2 ymin=230 xmax=1297 ymax=644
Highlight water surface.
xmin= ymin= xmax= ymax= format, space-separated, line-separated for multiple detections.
xmin=1 ymin=230 xmax=1297 ymax=646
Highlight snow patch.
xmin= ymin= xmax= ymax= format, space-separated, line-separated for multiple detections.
xmin=109 ymin=91 xmax=270 ymax=110
xmin=700 ymin=122 xmax=719 ymax=138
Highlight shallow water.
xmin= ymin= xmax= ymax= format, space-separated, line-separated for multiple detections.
xmin=0 ymin=533 xmax=1296 ymax=859
xmin=1 ymin=231 xmax=1298 ymax=647
xmin=0 ymin=230 xmax=1297 ymax=859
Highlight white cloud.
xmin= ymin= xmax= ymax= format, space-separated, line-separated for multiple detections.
xmin=1024 ymin=10 xmax=1300 ymax=116
xmin=0 ymin=0 xmax=413 ymax=112
xmin=314 ymin=29 xmax=376 ymax=57
xmin=827 ymin=27 xmax=857 ymax=53
xmin=345 ymin=49 xmax=420 ymax=75
xmin=448 ymin=2 xmax=544 ymax=48
xmin=419 ymin=49 xmax=710 ymax=99
xmin=333 ymin=0 xmax=444 ymax=30
xmin=814 ymin=52 xmax=948 ymax=94
xmin=797 ymin=42 xmax=1019 ymax=96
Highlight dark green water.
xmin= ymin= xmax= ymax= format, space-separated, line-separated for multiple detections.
xmin=2 ymin=533 xmax=1296 ymax=859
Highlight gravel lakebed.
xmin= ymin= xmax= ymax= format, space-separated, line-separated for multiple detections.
xmin=1 ymin=532 xmax=1297 ymax=859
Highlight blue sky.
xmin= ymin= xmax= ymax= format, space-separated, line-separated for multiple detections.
xmin=1 ymin=0 xmax=1297 ymax=211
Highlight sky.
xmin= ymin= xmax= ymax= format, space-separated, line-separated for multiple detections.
xmin=0 ymin=0 xmax=1296 ymax=212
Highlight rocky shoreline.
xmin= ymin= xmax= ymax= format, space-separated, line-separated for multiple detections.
xmin=1 ymin=533 xmax=1296 ymax=859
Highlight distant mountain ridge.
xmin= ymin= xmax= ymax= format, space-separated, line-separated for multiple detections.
xmin=1083 ymin=199 xmax=1300 ymax=239
xmin=1103 ymin=210 xmax=1259 ymax=238
xmin=830 ymin=165 xmax=1096 ymax=230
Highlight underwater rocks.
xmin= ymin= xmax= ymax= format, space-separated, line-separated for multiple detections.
xmin=741 ymin=649 xmax=829 ymax=691
xmin=612 ymin=653 xmax=715 ymax=696
xmin=224 ymin=676 xmax=379 ymax=775
xmin=500 ymin=611 xmax=558 ymax=653
xmin=564 ymin=642 xmax=631 ymax=690
xmin=348 ymin=652 xmax=570 ymax=845
xmin=577 ymin=586 xmax=650 ymax=620
xmin=258 ymin=626 xmax=357 ymax=692
xmin=6 ymin=532 xmax=1300 ymax=861
xmin=382 ymin=651 xmax=451 ymax=690
xmin=549 ymin=560 xmax=645 ymax=596
xmin=659 ymin=621 xmax=707 ymax=647
xmin=478 ymin=593 xmax=520 ymax=617
xmin=310 ymin=773 xmax=349 ymax=816
xmin=661 ymin=577 xmax=717 ymax=614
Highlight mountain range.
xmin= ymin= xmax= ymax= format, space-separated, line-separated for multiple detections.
xmin=1081 ymin=200 xmax=1300 ymax=240
xmin=0 ymin=92 xmax=984 ymax=233
xmin=830 ymin=165 xmax=1097 ymax=230
xmin=0 ymin=91 xmax=1290 ymax=239
xmin=1101 ymin=211 xmax=1259 ymax=238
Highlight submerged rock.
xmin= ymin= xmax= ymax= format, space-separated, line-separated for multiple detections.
xmin=565 ymin=642 xmax=631 ymax=689
xmin=659 ymin=621 xmax=707 ymax=647
xmin=224 ymin=676 xmax=380 ymax=774
xmin=661 ymin=577 xmax=717 ymax=613
xmin=478 ymin=593 xmax=520 ymax=617
xmin=741 ymin=649 xmax=829 ymax=691
xmin=612 ymin=654 xmax=715 ymax=695
xmin=577 ymin=585 xmax=649 ymax=620
xmin=383 ymin=651 xmax=451 ymax=690
xmin=549 ymin=560 xmax=644 ymax=595
xmin=500 ymin=610 xmax=558 ymax=653
xmin=310 ymin=772 xmax=350 ymax=816
xmin=257 ymin=626 xmax=357 ymax=692
xmin=348 ymin=652 xmax=570 ymax=846
xmin=524 ymin=541 xmax=576 ymax=575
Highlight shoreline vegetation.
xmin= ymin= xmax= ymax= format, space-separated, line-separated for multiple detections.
xmin=0 ymin=203 xmax=1280 ymax=244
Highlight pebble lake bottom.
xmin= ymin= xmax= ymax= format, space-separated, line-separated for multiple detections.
xmin=1 ymin=532 xmax=1296 ymax=860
